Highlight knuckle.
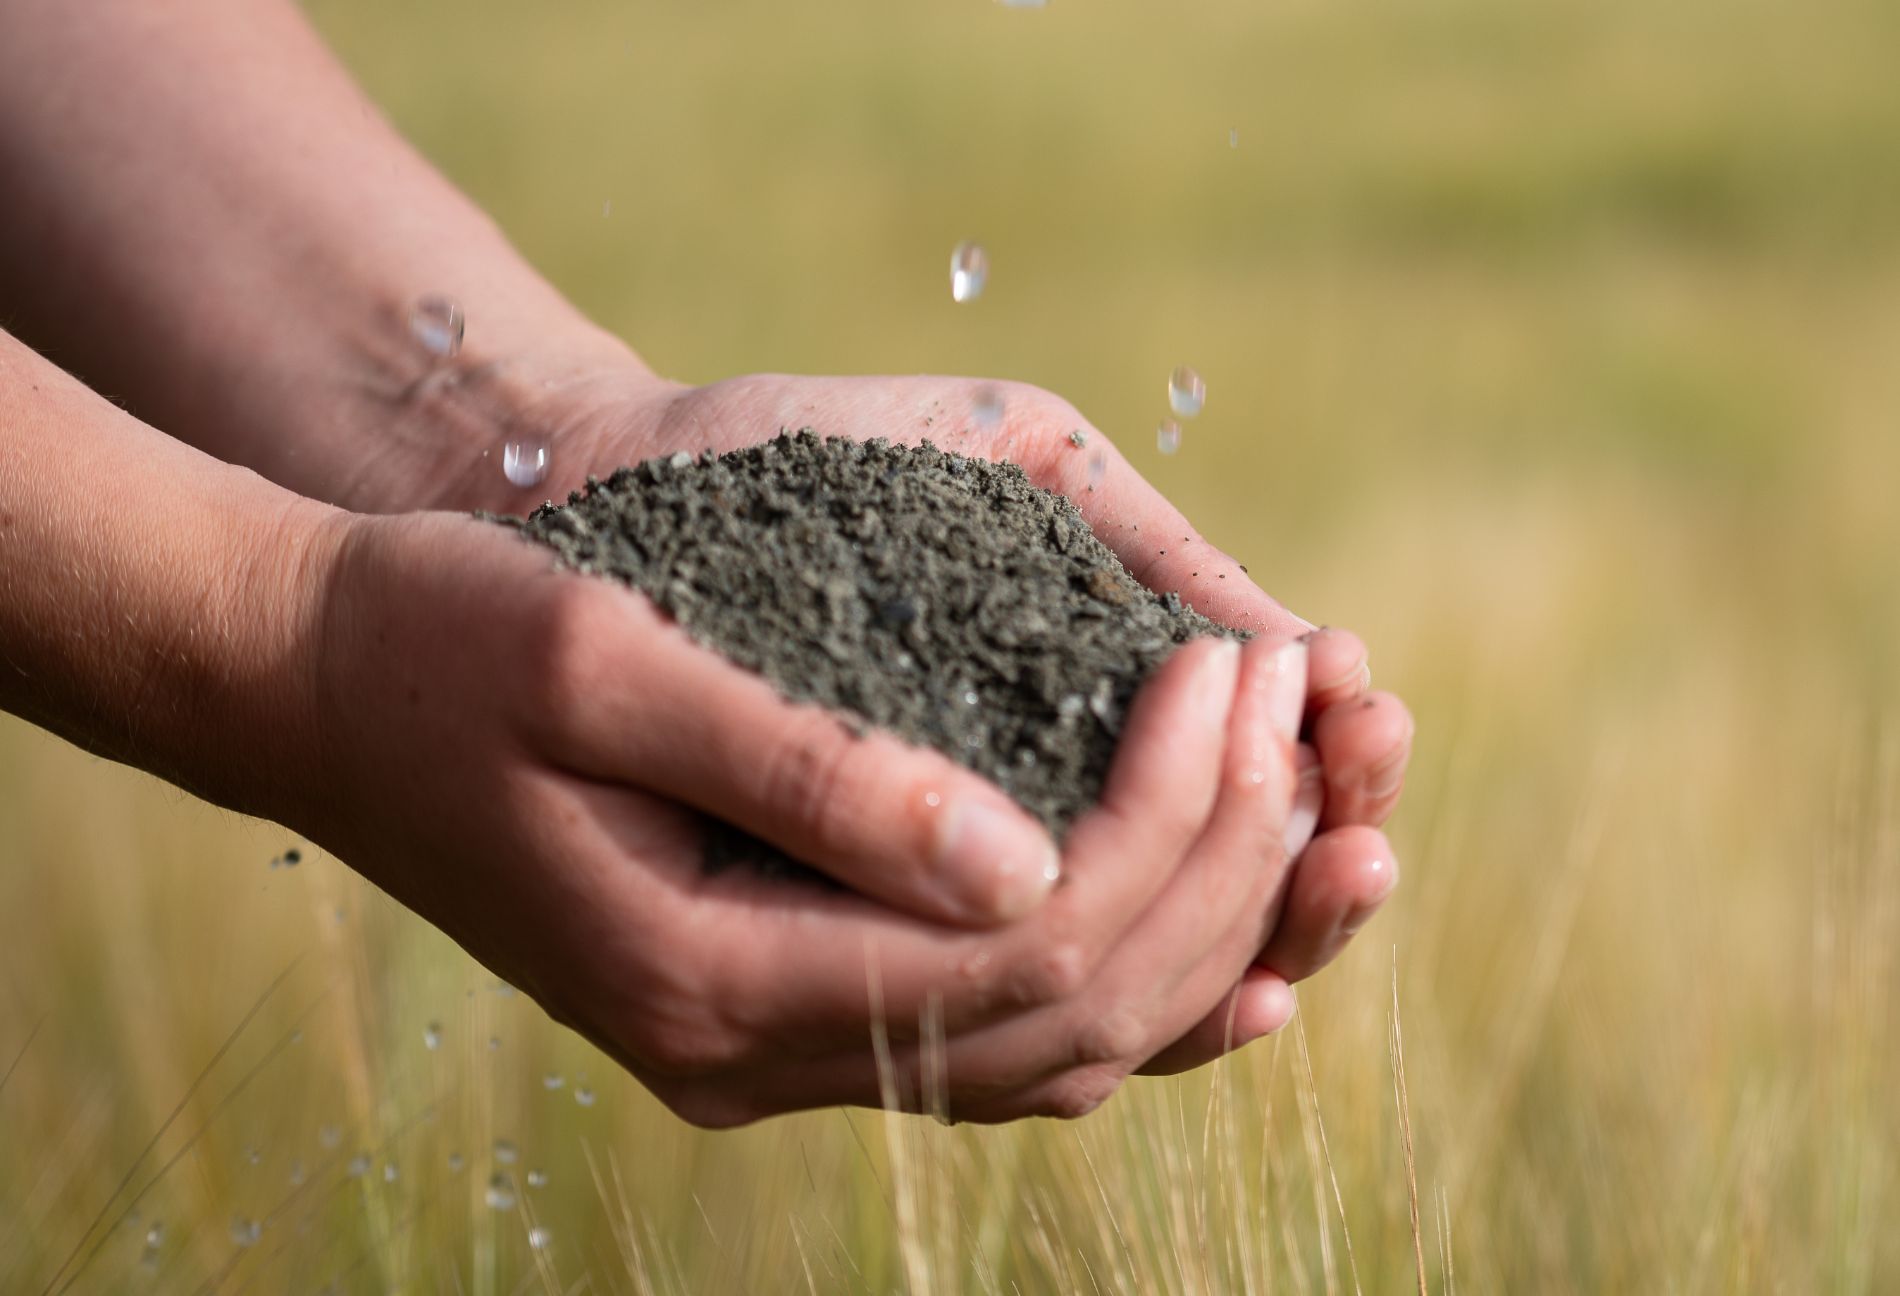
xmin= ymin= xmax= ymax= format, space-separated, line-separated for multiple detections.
xmin=527 ymin=581 xmax=613 ymax=713
xmin=1035 ymin=1068 xmax=1125 ymax=1121
xmin=1009 ymin=941 xmax=1092 ymax=1007
xmin=757 ymin=712 xmax=859 ymax=851
xmin=1070 ymin=1005 xmax=1150 ymax=1067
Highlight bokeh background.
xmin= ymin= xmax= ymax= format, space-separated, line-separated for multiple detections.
xmin=5 ymin=0 xmax=1899 ymax=1289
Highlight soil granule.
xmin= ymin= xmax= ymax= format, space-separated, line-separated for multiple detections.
xmin=502 ymin=430 xmax=1231 ymax=838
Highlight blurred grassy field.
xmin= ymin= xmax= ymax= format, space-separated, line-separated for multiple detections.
xmin=5 ymin=0 xmax=1900 ymax=1289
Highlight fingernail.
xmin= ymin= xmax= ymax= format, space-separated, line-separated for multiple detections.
xmin=936 ymin=799 xmax=1061 ymax=922
xmin=1193 ymin=638 xmax=1244 ymax=728
xmin=1263 ymin=639 xmax=1307 ymax=745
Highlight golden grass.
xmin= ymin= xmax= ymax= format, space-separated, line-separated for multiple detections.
xmin=5 ymin=0 xmax=1900 ymax=1288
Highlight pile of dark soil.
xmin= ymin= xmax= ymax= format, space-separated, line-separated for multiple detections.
xmin=502 ymin=431 xmax=1230 ymax=836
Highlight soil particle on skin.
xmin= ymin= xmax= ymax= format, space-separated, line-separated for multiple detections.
xmin=500 ymin=430 xmax=1233 ymax=838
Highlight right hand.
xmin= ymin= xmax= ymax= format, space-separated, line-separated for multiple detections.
xmin=286 ymin=510 xmax=1317 ymax=1125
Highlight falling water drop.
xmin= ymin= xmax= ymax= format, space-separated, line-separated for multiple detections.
xmin=1157 ymin=420 xmax=1182 ymax=455
xmin=528 ymin=1227 xmax=552 ymax=1250
xmin=230 ymin=1218 xmax=261 ymax=1249
xmin=448 ymin=1151 xmax=466 ymax=1173
xmin=502 ymin=440 xmax=550 ymax=489
xmin=346 ymin=1153 xmax=370 ymax=1179
xmin=485 ymin=1174 xmax=517 ymax=1212
xmin=317 ymin=1124 xmax=341 ymax=1150
xmin=1229 ymin=127 xmax=1239 ymax=148
xmin=526 ymin=1169 xmax=548 ymax=1189
xmin=972 ymin=386 xmax=1005 ymax=428
xmin=494 ymin=1139 xmax=518 ymax=1166
xmin=422 ymin=1022 xmax=441 ymax=1052
xmin=1167 ymin=367 xmax=1206 ymax=418
xmin=575 ymin=1087 xmax=596 ymax=1108
xmin=542 ymin=1072 xmax=565 ymax=1091
xmin=950 ymin=241 xmax=989 ymax=303
xmin=382 ymin=1162 xmax=399 ymax=1184
xmin=409 ymin=295 xmax=465 ymax=359
xmin=289 ymin=1160 xmax=306 ymax=1187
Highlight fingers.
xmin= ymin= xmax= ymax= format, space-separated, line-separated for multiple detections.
xmin=1134 ymin=967 xmax=1296 ymax=1076
xmin=559 ymin=589 xmax=1059 ymax=928
xmin=1312 ymin=690 xmax=1414 ymax=830
xmin=1256 ymin=825 xmax=1398 ymax=984
xmin=1301 ymin=627 xmax=1371 ymax=714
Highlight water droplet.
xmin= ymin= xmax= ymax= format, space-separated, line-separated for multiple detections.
xmin=230 ymin=1217 xmax=261 ymax=1248
xmin=346 ymin=1153 xmax=370 ymax=1178
xmin=1068 ymin=429 xmax=1088 ymax=448
xmin=243 ymin=1145 xmax=261 ymax=1166
xmin=542 ymin=1072 xmax=564 ymax=1091
xmin=924 ymin=791 xmax=942 ymax=808
xmin=1168 ymin=367 xmax=1206 ymax=418
xmin=448 ymin=1151 xmax=466 ymax=1173
xmin=422 ymin=1022 xmax=441 ymax=1051
xmin=1229 ymin=128 xmax=1239 ymax=148
xmin=494 ymin=1139 xmax=518 ymax=1166
xmin=145 ymin=1223 xmax=166 ymax=1249
xmin=950 ymin=241 xmax=988 ymax=303
xmin=1086 ymin=454 xmax=1106 ymax=492
xmin=485 ymin=1173 xmax=517 ymax=1212
xmin=575 ymin=1087 xmax=596 ymax=1108
xmin=526 ymin=1169 xmax=548 ymax=1189
xmin=1157 ymin=420 xmax=1182 ymax=455
xmin=289 ymin=1160 xmax=305 ymax=1187
xmin=528 ymin=1226 xmax=552 ymax=1250
xmin=488 ymin=1035 xmax=502 ymax=1052
xmin=962 ymin=689 xmax=979 ymax=707
xmin=972 ymin=386 xmax=1004 ymax=428
xmin=603 ymin=200 xmax=613 ymax=218
xmin=502 ymin=440 xmax=550 ymax=489
xmin=409 ymin=295 xmax=465 ymax=359
xmin=317 ymin=1124 xmax=341 ymax=1150
xmin=382 ymin=1162 xmax=399 ymax=1184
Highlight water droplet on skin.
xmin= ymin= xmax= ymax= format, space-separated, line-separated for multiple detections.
xmin=409 ymin=295 xmax=465 ymax=359
xmin=972 ymin=386 xmax=1004 ymax=428
xmin=542 ymin=1072 xmax=564 ymax=1091
xmin=230 ymin=1217 xmax=261 ymax=1248
xmin=485 ymin=1174 xmax=517 ymax=1212
xmin=526 ymin=1169 xmax=548 ymax=1189
xmin=575 ymin=1087 xmax=596 ymax=1108
xmin=1157 ymin=420 xmax=1182 ymax=455
xmin=950 ymin=241 xmax=989 ymax=303
xmin=1087 ymin=454 xmax=1106 ymax=491
xmin=959 ymin=950 xmax=993 ymax=978
xmin=318 ymin=1124 xmax=341 ymax=1150
xmin=422 ymin=1022 xmax=441 ymax=1051
xmin=494 ymin=1139 xmax=518 ymax=1166
xmin=1168 ymin=367 xmax=1206 ymax=418
xmin=448 ymin=1152 xmax=466 ymax=1173
xmin=502 ymin=440 xmax=550 ymax=489
xmin=924 ymin=791 xmax=942 ymax=808
xmin=528 ymin=1226 xmax=552 ymax=1250
xmin=346 ymin=1153 xmax=370 ymax=1178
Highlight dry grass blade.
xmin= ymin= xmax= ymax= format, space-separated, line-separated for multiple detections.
xmin=0 ymin=1011 xmax=45 ymax=1101
xmin=1388 ymin=951 xmax=1429 ymax=1296
xmin=1294 ymin=1009 xmax=1362 ymax=1296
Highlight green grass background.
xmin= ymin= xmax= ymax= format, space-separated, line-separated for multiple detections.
xmin=5 ymin=0 xmax=1899 ymax=1289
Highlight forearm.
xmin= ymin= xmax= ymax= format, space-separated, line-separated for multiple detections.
xmin=0 ymin=0 xmax=643 ymax=513
xmin=0 ymin=329 xmax=333 ymax=818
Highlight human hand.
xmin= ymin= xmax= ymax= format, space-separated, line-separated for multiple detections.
xmin=290 ymin=508 xmax=1320 ymax=1122
xmin=464 ymin=368 xmax=1414 ymax=1066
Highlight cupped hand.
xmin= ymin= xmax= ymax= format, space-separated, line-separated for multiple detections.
xmin=290 ymin=509 xmax=1323 ymax=1123
xmin=524 ymin=370 xmax=1412 ymax=1064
